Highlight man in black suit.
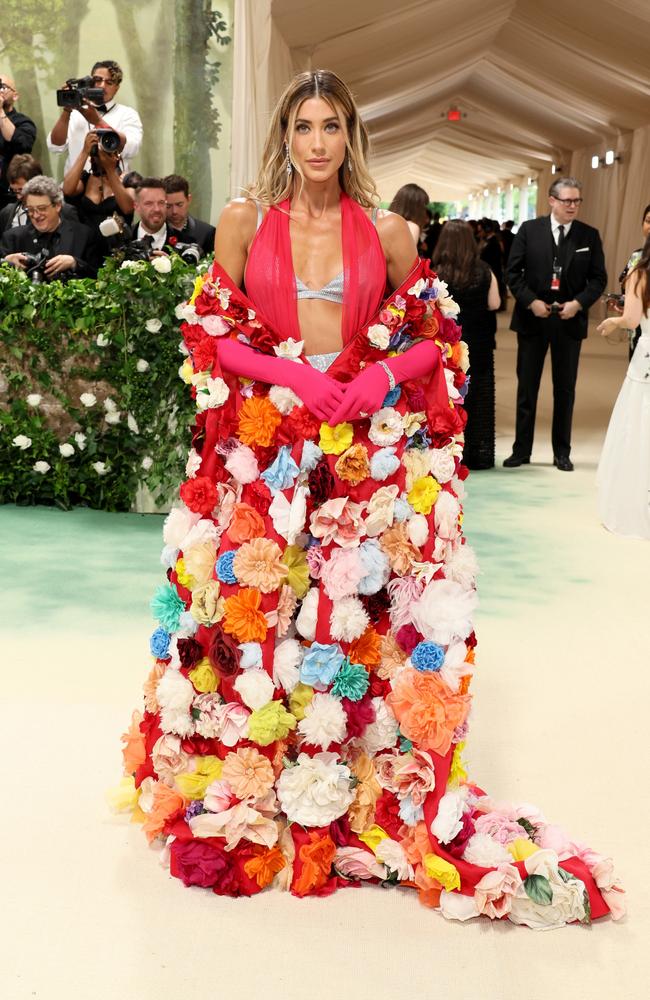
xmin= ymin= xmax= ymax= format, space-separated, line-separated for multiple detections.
xmin=164 ymin=174 xmax=215 ymax=256
xmin=0 ymin=174 xmax=97 ymax=278
xmin=132 ymin=177 xmax=176 ymax=252
xmin=504 ymin=177 xmax=607 ymax=471
xmin=0 ymin=74 xmax=37 ymax=209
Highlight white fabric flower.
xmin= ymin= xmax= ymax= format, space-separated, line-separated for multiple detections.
xmin=273 ymin=638 xmax=303 ymax=692
xmin=136 ymin=358 xmax=150 ymax=373
xmin=295 ymin=587 xmax=318 ymax=641
xmin=79 ymin=392 xmax=96 ymax=407
xmin=276 ymin=752 xmax=355 ymax=826
xmin=185 ymin=448 xmax=202 ymax=478
xmin=330 ymin=596 xmax=370 ymax=642
xmin=269 ymin=384 xmax=301 ymax=415
xmin=407 ymin=513 xmax=429 ymax=547
xmin=367 ymin=323 xmax=391 ymax=349
xmin=156 ymin=668 xmax=195 ymax=737
xmin=374 ymin=838 xmax=414 ymax=880
xmin=431 ymin=790 xmax=466 ymax=844
xmin=181 ymin=517 xmax=220 ymax=552
xmin=444 ymin=542 xmax=479 ymax=589
xmin=145 ymin=318 xmax=162 ymax=333
xmin=163 ymin=506 xmax=201 ymax=548
xmin=407 ymin=277 xmax=427 ymax=296
xmin=355 ymin=697 xmax=399 ymax=754
xmin=74 ymin=432 xmax=87 ymax=450
xmin=298 ymin=693 xmax=347 ymax=749
xmin=151 ymin=255 xmax=172 ymax=274
xmin=198 ymin=313 xmax=230 ymax=337
xmin=175 ymin=301 xmax=197 ymax=322
xmin=33 ymin=460 xmax=50 ymax=474
xmin=508 ymin=849 xmax=587 ymax=930
xmin=127 ymin=413 xmax=139 ymax=434
xmin=268 ymin=485 xmax=307 ymax=544
xmin=196 ymin=375 xmax=229 ymax=410
xmin=273 ymin=338 xmax=304 ymax=359
xmin=26 ymin=393 xmax=42 ymax=407
xmin=439 ymin=890 xmax=480 ymax=922
xmin=411 ymin=578 xmax=477 ymax=645
xmin=435 ymin=490 xmax=460 ymax=541
xmin=92 ymin=461 xmax=108 ymax=475
xmin=234 ymin=669 xmax=275 ymax=711
xmin=141 ymin=456 xmax=154 ymax=471
xmin=12 ymin=435 xmax=32 ymax=449
xmin=429 ymin=446 xmax=456 ymax=484
xmin=59 ymin=443 xmax=74 ymax=458
xmin=104 ymin=410 xmax=121 ymax=425
xmin=95 ymin=333 xmax=110 ymax=347
xmin=368 ymin=407 xmax=403 ymax=446
xmin=463 ymin=833 xmax=511 ymax=867
xmin=445 ymin=367 xmax=463 ymax=402
xmin=440 ymin=640 xmax=472 ymax=693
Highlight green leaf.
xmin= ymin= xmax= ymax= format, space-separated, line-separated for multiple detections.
xmin=557 ymin=866 xmax=575 ymax=883
xmin=581 ymin=888 xmax=592 ymax=925
xmin=516 ymin=817 xmax=537 ymax=840
xmin=523 ymin=874 xmax=553 ymax=906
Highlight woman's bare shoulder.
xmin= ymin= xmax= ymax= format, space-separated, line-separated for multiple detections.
xmin=218 ymin=197 xmax=260 ymax=237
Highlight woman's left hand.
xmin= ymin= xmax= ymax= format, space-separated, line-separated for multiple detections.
xmin=597 ymin=317 xmax=621 ymax=337
xmin=328 ymin=363 xmax=391 ymax=425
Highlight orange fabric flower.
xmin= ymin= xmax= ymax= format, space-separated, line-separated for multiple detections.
xmin=233 ymin=537 xmax=286 ymax=593
xmin=292 ymin=832 xmax=336 ymax=896
xmin=121 ymin=710 xmax=146 ymax=775
xmin=141 ymin=782 xmax=186 ymax=843
xmin=221 ymin=746 xmax=275 ymax=800
xmin=335 ymin=443 xmax=370 ymax=486
xmin=377 ymin=633 xmax=407 ymax=680
xmin=387 ymin=667 xmax=470 ymax=756
xmin=459 ymin=675 xmax=472 ymax=696
xmin=223 ymin=587 xmax=268 ymax=642
xmin=348 ymin=752 xmax=382 ymax=834
xmin=421 ymin=314 xmax=440 ymax=338
xmin=228 ymin=503 xmax=266 ymax=544
xmin=243 ymin=845 xmax=286 ymax=888
xmin=143 ymin=662 xmax=165 ymax=712
xmin=379 ymin=522 xmax=422 ymax=576
xmin=348 ymin=627 xmax=382 ymax=669
xmin=238 ymin=396 xmax=282 ymax=447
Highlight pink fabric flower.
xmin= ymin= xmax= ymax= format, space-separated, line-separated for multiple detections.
xmin=306 ymin=545 xmax=325 ymax=579
xmin=310 ymin=497 xmax=366 ymax=549
xmin=474 ymin=811 xmax=527 ymax=845
xmin=474 ymin=863 xmax=522 ymax=919
xmin=225 ymin=444 xmax=259 ymax=484
xmin=321 ymin=548 xmax=365 ymax=600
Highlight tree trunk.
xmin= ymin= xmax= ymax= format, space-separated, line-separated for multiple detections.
xmin=47 ymin=0 xmax=91 ymax=180
xmin=6 ymin=27 xmax=52 ymax=175
xmin=174 ymin=0 xmax=213 ymax=219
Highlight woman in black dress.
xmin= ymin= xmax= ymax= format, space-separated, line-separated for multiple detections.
xmin=433 ymin=220 xmax=500 ymax=468
xmin=62 ymin=130 xmax=134 ymax=234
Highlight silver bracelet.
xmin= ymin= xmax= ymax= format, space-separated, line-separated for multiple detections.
xmin=377 ymin=359 xmax=396 ymax=392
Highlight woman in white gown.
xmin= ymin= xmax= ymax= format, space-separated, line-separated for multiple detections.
xmin=597 ymin=236 xmax=650 ymax=538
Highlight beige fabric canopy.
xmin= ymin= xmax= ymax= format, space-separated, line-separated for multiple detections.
xmin=232 ymin=0 xmax=650 ymax=271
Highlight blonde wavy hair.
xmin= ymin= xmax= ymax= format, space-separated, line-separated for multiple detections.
xmin=252 ymin=70 xmax=378 ymax=208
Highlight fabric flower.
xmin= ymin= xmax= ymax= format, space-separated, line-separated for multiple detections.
xmin=247 ymin=700 xmax=296 ymax=746
xmin=196 ymin=375 xmax=229 ymax=410
xmin=367 ymin=323 xmax=391 ymax=349
xmin=188 ymin=659 xmax=218 ymax=693
xmin=261 ymin=445 xmax=300 ymax=492
xmin=228 ymin=502 xmax=266 ymax=543
xmin=281 ymin=544 xmax=310 ymax=598
xmin=321 ymin=548 xmax=364 ymax=601
xmin=289 ymin=682 xmax=315 ymax=721
xmin=429 ymin=446 xmax=456 ymax=484
xmin=216 ymin=550 xmax=238 ymax=584
xmin=411 ymin=579 xmax=478 ymax=645
xmin=233 ymin=537 xmax=286 ymax=593
xmin=374 ymin=747 xmax=437 ymax=804
xmin=237 ymin=396 xmax=282 ymax=446
xmin=225 ymin=445 xmax=259 ymax=484
xmin=234 ymin=668 xmax=275 ymax=710
xmin=508 ymin=850 xmax=587 ymax=929
xmin=156 ymin=669 xmax=195 ymax=737
xmin=295 ymin=587 xmax=318 ymax=640
xmin=190 ymin=799 xmax=278 ymax=852
xmin=355 ymin=697 xmax=399 ymax=754
xmin=380 ymin=522 xmax=421 ymax=576
xmin=331 ymin=660 xmax=370 ymax=701
xmin=277 ymin=752 xmax=355 ymax=826
xmin=269 ymin=384 xmax=301 ymax=414
xmin=309 ymin=497 xmax=366 ymax=549
xmin=268 ymin=487 xmax=308 ymax=544
xmin=368 ymin=407 xmax=403 ymax=446
xmin=221 ymin=746 xmax=275 ymax=800
xmin=335 ymin=847 xmax=385 ymax=880
xmin=434 ymin=490 xmax=460 ymax=540
xmin=335 ymin=444 xmax=370 ymax=486
xmin=190 ymin=580 xmax=225 ymax=625
xmin=463 ymin=833 xmax=512 ymax=867
xmin=299 ymin=440 xmax=323 ymax=472
xmin=412 ymin=641 xmax=445 ymax=672
xmin=150 ymin=582 xmax=186 ymax=631
xmin=298 ymin=692 xmax=348 ymax=749
xmin=273 ymin=638 xmax=303 ymax=692
xmin=330 ymin=597 xmax=370 ymax=642
xmin=223 ymin=588 xmax=268 ymax=643
xmin=370 ymin=447 xmax=400 ymax=482
xmin=387 ymin=668 xmax=470 ymax=756
xmin=430 ymin=790 xmax=466 ymax=844
xmin=150 ymin=627 xmax=171 ymax=659
xmin=364 ymin=485 xmax=399 ymax=537
xmin=423 ymin=853 xmax=461 ymax=891
xmin=319 ymin=421 xmax=354 ymax=455
xmin=208 ymin=626 xmax=241 ymax=678
xmin=180 ymin=475 xmax=218 ymax=515
xmin=474 ymin=864 xmax=522 ymax=919
xmin=358 ymin=539 xmax=391 ymax=595
xmin=408 ymin=476 xmax=441 ymax=515
xmin=444 ymin=542 xmax=479 ymax=590
xmin=300 ymin=642 xmax=345 ymax=689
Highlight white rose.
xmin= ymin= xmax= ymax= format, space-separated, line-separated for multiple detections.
xmin=103 ymin=397 xmax=117 ymax=413
xmin=374 ymin=838 xmax=414 ymax=880
xmin=136 ymin=358 xmax=150 ymax=373
xmin=196 ymin=375 xmax=229 ymax=410
xmin=79 ymin=392 xmax=96 ymax=407
xmin=95 ymin=333 xmax=110 ymax=347
xmin=162 ymin=506 xmax=200 ymax=548
xmin=59 ymin=443 xmax=75 ymax=457
xmin=431 ymin=790 xmax=466 ymax=844
xmin=234 ymin=669 xmax=275 ymax=711
xmin=74 ymin=432 xmax=86 ymax=451
xmin=26 ymin=393 xmax=42 ymax=407
xmin=276 ymin=752 xmax=355 ymax=826
xmin=33 ymin=460 xmax=50 ymax=474
xmin=92 ymin=461 xmax=108 ymax=475
xmin=120 ymin=259 xmax=144 ymax=271
xmin=429 ymin=447 xmax=456 ymax=484
xmin=367 ymin=323 xmax=391 ymax=349
xmin=508 ymin=850 xmax=587 ymax=930
xmin=12 ymin=435 xmax=32 ymax=450
xmin=141 ymin=456 xmax=154 ymax=471
xmin=273 ymin=638 xmax=303 ymax=692
xmin=151 ymin=255 xmax=172 ymax=274
xmin=269 ymin=384 xmax=301 ymax=415
xmin=104 ymin=410 xmax=121 ymax=425
xmin=145 ymin=318 xmax=162 ymax=333
xmin=127 ymin=413 xmax=139 ymax=434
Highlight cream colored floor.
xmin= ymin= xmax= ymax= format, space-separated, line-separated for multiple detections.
xmin=2 ymin=315 xmax=648 ymax=1000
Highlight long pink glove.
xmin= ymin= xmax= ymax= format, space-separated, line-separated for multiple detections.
xmin=216 ymin=338 xmax=345 ymax=423
xmin=328 ymin=340 xmax=439 ymax=424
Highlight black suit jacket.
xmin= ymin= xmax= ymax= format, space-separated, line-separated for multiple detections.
xmin=507 ymin=216 xmax=607 ymax=340
xmin=0 ymin=218 xmax=99 ymax=277
xmin=0 ymin=109 xmax=37 ymax=206
xmin=0 ymin=200 xmax=79 ymax=237
xmin=170 ymin=215 xmax=215 ymax=256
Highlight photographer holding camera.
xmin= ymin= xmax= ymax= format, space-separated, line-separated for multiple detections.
xmin=0 ymin=175 xmax=98 ymax=280
xmin=47 ymin=60 xmax=142 ymax=176
xmin=62 ymin=130 xmax=134 ymax=237
xmin=0 ymin=74 xmax=37 ymax=209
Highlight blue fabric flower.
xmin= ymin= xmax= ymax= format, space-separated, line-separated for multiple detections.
xmin=150 ymin=583 xmax=185 ymax=632
xmin=216 ymin=550 xmax=238 ymax=584
xmin=239 ymin=641 xmax=263 ymax=669
xmin=300 ymin=642 xmax=345 ymax=688
xmin=261 ymin=445 xmax=300 ymax=493
xmin=398 ymin=794 xmax=424 ymax=826
xmin=370 ymin=447 xmax=400 ymax=482
xmin=299 ymin=440 xmax=323 ymax=473
xmin=358 ymin=539 xmax=390 ymax=595
xmin=405 ymin=428 xmax=432 ymax=450
xmin=331 ymin=660 xmax=370 ymax=701
xmin=393 ymin=497 xmax=413 ymax=522
xmin=412 ymin=641 xmax=445 ymax=672
xmin=149 ymin=626 xmax=171 ymax=659
xmin=382 ymin=386 xmax=402 ymax=407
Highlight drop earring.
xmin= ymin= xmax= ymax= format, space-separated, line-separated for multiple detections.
xmin=285 ymin=142 xmax=293 ymax=176
xmin=347 ymin=153 xmax=352 ymax=172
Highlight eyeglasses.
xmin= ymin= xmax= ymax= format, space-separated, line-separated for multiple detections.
xmin=552 ymin=197 xmax=583 ymax=206
xmin=26 ymin=204 xmax=53 ymax=217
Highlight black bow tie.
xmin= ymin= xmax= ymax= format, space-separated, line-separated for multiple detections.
xmin=95 ymin=104 xmax=108 ymax=115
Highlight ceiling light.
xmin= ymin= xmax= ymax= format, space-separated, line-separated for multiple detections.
xmin=551 ymin=163 xmax=564 ymax=175
xmin=604 ymin=149 xmax=621 ymax=165
xmin=591 ymin=154 xmax=600 ymax=169
xmin=527 ymin=177 xmax=535 ymax=185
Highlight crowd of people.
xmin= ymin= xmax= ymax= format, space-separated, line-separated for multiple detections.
xmin=0 ymin=60 xmax=215 ymax=281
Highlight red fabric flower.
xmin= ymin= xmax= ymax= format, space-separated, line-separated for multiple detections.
xmin=208 ymin=626 xmax=241 ymax=678
xmin=177 ymin=637 xmax=204 ymax=669
xmin=170 ymin=837 xmax=239 ymax=891
xmin=244 ymin=479 xmax=272 ymax=515
xmin=396 ymin=623 xmax=422 ymax=655
xmin=374 ymin=792 xmax=402 ymax=839
xmin=285 ymin=405 xmax=321 ymax=442
xmin=446 ymin=812 xmax=476 ymax=859
xmin=247 ymin=324 xmax=279 ymax=354
xmin=308 ymin=460 xmax=336 ymax=509
xmin=341 ymin=693 xmax=375 ymax=738
xmin=361 ymin=588 xmax=391 ymax=624
xmin=180 ymin=475 xmax=218 ymax=515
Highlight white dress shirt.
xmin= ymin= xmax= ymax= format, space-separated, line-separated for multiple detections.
xmin=47 ymin=101 xmax=143 ymax=174
xmin=550 ymin=215 xmax=573 ymax=246
xmin=136 ymin=222 xmax=167 ymax=251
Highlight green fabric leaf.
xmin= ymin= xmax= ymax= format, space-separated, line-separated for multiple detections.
xmin=523 ymin=874 xmax=553 ymax=906
xmin=516 ymin=817 xmax=537 ymax=839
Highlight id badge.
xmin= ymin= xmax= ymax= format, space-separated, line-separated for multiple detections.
xmin=551 ymin=262 xmax=562 ymax=292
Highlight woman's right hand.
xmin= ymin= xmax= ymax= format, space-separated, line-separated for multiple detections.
xmin=285 ymin=364 xmax=346 ymax=423
xmin=83 ymin=131 xmax=98 ymax=156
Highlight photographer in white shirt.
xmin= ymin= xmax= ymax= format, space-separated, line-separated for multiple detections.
xmin=47 ymin=60 xmax=143 ymax=175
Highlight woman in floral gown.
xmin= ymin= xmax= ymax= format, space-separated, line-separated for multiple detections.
xmin=118 ymin=71 xmax=624 ymax=928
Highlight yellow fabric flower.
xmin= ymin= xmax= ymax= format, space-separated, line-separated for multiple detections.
xmin=423 ymin=853 xmax=461 ymax=891
xmin=288 ymin=682 xmax=314 ymax=721
xmin=190 ymin=580 xmax=225 ymax=625
xmin=408 ymin=475 xmax=441 ymax=515
xmin=106 ymin=776 xmax=139 ymax=813
xmin=175 ymin=756 xmax=223 ymax=800
xmin=179 ymin=359 xmax=194 ymax=384
xmin=281 ymin=545 xmax=310 ymax=598
xmin=175 ymin=557 xmax=195 ymax=589
xmin=189 ymin=658 xmax=219 ymax=693
xmin=247 ymin=700 xmax=297 ymax=746
xmin=189 ymin=273 xmax=206 ymax=304
xmin=508 ymin=838 xmax=540 ymax=862
xmin=448 ymin=742 xmax=467 ymax=787
xmin=184 ymin=542 xmax=217 ymax=588
xmin=319 ymin=421 xmax=354 ymax=455
xmin=359 ymin=824 xmax=389 ymax=853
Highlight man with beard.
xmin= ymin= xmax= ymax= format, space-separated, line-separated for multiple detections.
xmin=0 ymin=74 xmax=37 ymax=209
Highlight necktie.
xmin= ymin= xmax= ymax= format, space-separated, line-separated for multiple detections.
xmin=557 ymin=224 xmax=565 ymax=256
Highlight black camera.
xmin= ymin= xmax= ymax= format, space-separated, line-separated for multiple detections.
xmin=22 ymin=249 xmax=50 ymax=284
xmin=56 ymin=76 xmax=104 ymax=110
xmin=89 ymin=129 xmax=121 ymax=176
xmin=123 ymin=235 xmax=157 ymax=262
xmin=172 ymin=241 xmax=201 ymax=266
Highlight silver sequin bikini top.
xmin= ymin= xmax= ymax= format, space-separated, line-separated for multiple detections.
xmin=295 ymin=271 xmax=345 ymax=304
